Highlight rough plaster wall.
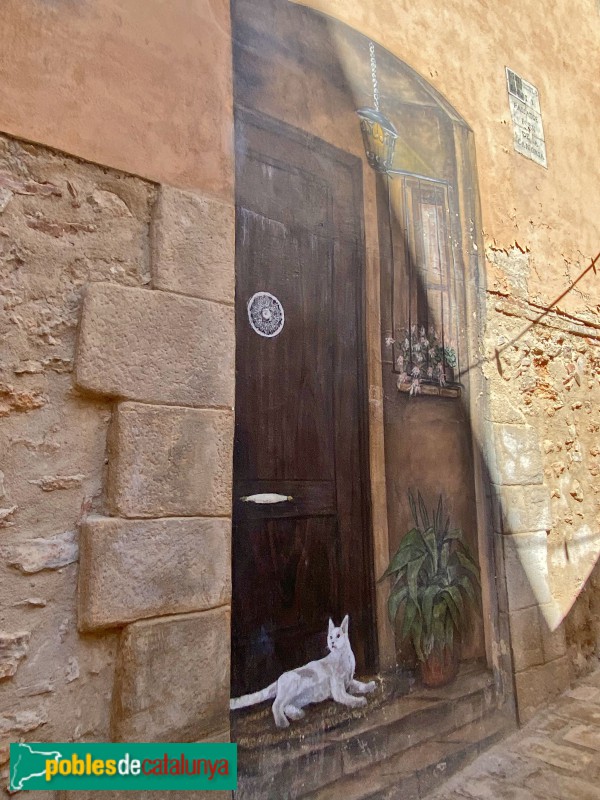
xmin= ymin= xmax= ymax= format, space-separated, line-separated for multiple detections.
xmin=485 ymin=246 xmax=600 ymax=677
xmin=0 ymin=0 xmax=234 ymax=201
xmin=0 ymin=134 xmax=156 ymax=790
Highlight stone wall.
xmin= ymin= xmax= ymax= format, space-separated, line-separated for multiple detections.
xmin=0 ymin=135 xmax=235 ymax=797
xmin=73 ymin=276 xmax=234 ymax=748
xmin=484 ymin=245 xmax=600 ymax=721
xmin=73 ymin=184 xmax=235 ymax=749
xmin=0 ymin=134 xmax=154 ymax=790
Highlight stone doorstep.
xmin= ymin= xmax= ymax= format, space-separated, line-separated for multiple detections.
xmin=237 ymin=664 xmax=494 ymax=771
xmin=235 ymin=666 xmax=506 ymax=799
xmin=235 ymin=736 xmax=344 ymax=800
xmin=337 ymin=676 xmax=495 ymax=778
xmin=300 ymin=709 xmax=514 ymax=800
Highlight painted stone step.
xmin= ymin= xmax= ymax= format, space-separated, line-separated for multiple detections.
xmin=235 ymin=666 xmax=509 ymax=799
xmin=300 ymin=709 xmax=515 ymax=800
xmin=328 ymin=669 xmax=497 ymax=779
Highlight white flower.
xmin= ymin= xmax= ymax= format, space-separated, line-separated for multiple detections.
xmin=409 ymin=377 xmax=421 ymax=396
xmin=395 ymin=354 xmax=404 ymax=370
xmin=411 ymin=365 xmax=421 ymax=378
xmin=385 ymin=336 xmax=395 ymax=347
xmin=427 ymin=366 xmax=434 ymax=378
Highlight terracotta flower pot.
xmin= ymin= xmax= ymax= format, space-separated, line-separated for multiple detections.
xmin=420 ymin=639 xmax=460 ymax=688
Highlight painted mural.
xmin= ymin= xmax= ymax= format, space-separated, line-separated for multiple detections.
xmin=230 ymin=1 xmax=490 ymax=796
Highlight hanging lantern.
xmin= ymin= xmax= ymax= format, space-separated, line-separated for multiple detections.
xmin=357 ymin=42 xmax=397 ymax=173
xmin=356 ymin=107 xmax=398 ymax=173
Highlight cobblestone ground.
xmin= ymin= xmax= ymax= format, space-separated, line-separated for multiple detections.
xmin=426 ymin=667 xmax=600 ymax=800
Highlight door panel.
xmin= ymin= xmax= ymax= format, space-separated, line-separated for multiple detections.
xmin=232 ymin=109 xmax=375 ymax=696
xmin=235 ymin=205 xmax=334 ymax=482
xmin=232 ymin=516 xmax=340 ymax=691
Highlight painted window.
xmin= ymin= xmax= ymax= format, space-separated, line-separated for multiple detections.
xmin=388 ymin=175 xmax=464 ymax=396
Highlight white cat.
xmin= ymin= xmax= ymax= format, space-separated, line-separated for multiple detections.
xmin=230 ymin=616 xmax=377 ymax=728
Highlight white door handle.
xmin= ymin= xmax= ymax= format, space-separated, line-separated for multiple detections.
xmin=240 ymin=493 xmax=293 ymax=504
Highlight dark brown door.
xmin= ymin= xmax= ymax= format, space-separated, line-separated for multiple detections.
xmin=232 ymin=109 xmax=375 ymax=696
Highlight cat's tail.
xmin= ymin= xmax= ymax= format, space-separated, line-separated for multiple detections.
xmin=230 ymin=681 xmax=278 ymax=710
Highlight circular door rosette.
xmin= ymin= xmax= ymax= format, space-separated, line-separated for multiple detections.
xmin=247 ymin=291 xmax=285 ymax=338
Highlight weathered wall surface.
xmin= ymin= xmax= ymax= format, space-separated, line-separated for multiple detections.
xmin=0 ymin=0 xmax=597 ymax=770
xmin=0 ymin=0 xmax=234 ymax=201
xmin=0 ymin=135 xmax=156 ymax=786
xmin=0 ymin=134 xmax=236 ymax=796
xmin=486 ymin=256 xmax=600 ymax=719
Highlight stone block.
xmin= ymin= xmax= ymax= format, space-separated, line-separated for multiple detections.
xmin=152 ymin=186 xmax=235 ymax=304
xmin=538 ymin=606 xmax=567 ymax=663
xmin=502 ymin=531 xmax=552 ymax=611
xmin=514 ymin=656 xmax=571 ymax=723
xmin=492 ymin=424 xmax=543 ymax=486
xmin=492 ymin=484 xmax=552 ymax=534
xmin=108 ymin=403 xmax=233 ymax=517
xmin=508 ymin=606 xmax=544 ymax=672
xmin=74 ymin=282 xmax=234 ymax=408
xmin=112 ymin=608 xmax=230 ymax=742
xmin=78 ymin=516 xmax=231 ymax=631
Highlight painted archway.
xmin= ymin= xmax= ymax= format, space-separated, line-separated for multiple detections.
xmin=229 ymin=1 xmax=513 ymax=795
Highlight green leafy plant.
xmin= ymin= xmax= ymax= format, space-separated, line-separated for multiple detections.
xmin=380 ymin=492 xmax=480 ymax=662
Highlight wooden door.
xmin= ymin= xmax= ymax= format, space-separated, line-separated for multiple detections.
xmin=232 ymin=109 xmax=375 ymax=696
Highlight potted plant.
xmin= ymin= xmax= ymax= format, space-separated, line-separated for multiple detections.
xmin=380 ymin=491 xmax=480 ymax=687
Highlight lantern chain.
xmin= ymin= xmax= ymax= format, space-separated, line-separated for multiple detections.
xmin=369 ymin=41 xmax=379 ymax=111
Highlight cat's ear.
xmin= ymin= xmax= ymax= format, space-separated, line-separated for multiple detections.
xmin=328 ymin=618 xmax=334 ymax=635
xmin=341 ymin=615 xmax=349 ymax=634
